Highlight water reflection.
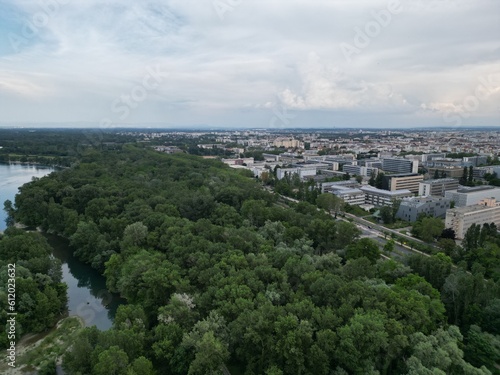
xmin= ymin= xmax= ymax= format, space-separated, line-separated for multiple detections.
xmin=45 ymin=234 xmax=125 ymax=331
xmin=0 ymin=163 xmax=56 ymax=231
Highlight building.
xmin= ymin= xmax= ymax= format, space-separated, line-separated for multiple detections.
xmin=383 ymin=173 xmax=424 ymax=193
xmin=463 ymin=156 xmax=488 ymax=167
xmin=427 ymin=167 xmax=464 ymax=179
xmin=273 ymin=138 xmax=302 ymax=148
xmin=382 ymin=158 xmax=419 ymax=174
xmin=445 ymin=185 xmax=500 ymax=207
xmin=418 ymin=178 xmax=460 ymax=197
xmin=360 ymin=186 xmax=413 ymax=207
xmin=423 ymin=153 xmax=447 ymax=162
xmin=396 ymin=196 xmax=451 ymax=222
xmin=276 ymin=167 xmax=316 ymax=180
xmin=321 ymin=180 xmax=361 ymax=193
xmin=445 ymin=198 xmax=500 ymax=239
xmin=222 ymin=158 xmax=254 ymax=166
xmin=330 ymin=188 xmax=366 ymax=206
xmin=342 ymin=165 xmax=378 ymax=177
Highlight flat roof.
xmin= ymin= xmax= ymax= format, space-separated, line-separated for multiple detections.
xmin=448 ymin=203 xmax=500 ymax=214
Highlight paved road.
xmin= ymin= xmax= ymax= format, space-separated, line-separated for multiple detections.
xmin=275 ymin=191 xmax=431 ymax=258
xmin=351 ymin=221 xmax=412 ymax=258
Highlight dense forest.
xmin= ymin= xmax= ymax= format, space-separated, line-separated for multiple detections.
xmin=0 ymin=229 xmax=67 ymax=345
xmin=5 ymin=144 xmax=500 ymax=374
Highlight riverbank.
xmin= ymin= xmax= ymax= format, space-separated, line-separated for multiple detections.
xmin=0 ymin=316 xmax=84 ymax=375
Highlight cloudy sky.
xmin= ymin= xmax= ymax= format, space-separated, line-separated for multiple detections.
xmin=0 ymin=0 xmax=499 ymax=128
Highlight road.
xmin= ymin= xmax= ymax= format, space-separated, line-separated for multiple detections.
xmin=274 ymin=190 xmax=431 ymax=259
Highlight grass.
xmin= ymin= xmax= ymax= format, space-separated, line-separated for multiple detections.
xmin=18 ymin=317 xmax=84 ymax=369
xmin=380 ymin=220 xmax=411 ymax=230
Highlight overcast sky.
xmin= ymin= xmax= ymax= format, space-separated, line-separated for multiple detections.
xmin=0 ymin=0 xmax=499 ymax=128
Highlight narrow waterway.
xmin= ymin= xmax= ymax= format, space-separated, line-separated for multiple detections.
xmin=0 ymin=163 xmax=123 ymax=330
xmin=46 ymin=234 xmax=125 ymax=330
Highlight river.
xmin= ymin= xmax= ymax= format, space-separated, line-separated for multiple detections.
xmin=0 ymin=163 xmax=121 ymax=330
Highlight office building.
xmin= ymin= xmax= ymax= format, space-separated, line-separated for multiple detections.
xmin=445 ymin=185 xmax=500 ymax=207
xmin=276 ymin=167 xmax=316 ymax=180
xmin=419 ymin=178 xmax=460 ymax=197
xmin=343 ymin=165 xmax=378 ymax=177
xmin=331 ymin=188 xmax=366 ymax=206
xmin=382 ymin=158 xmax=419 ymax=174
xmin=360 ymin=186 xmax=413 ymax=207
xmin=383 ymin=173 xmax=423 ymax=193
xmin=445 ymin=198 xmax=500 ymax=239
xmin=396 ymin=196 xmax=451 ymax=222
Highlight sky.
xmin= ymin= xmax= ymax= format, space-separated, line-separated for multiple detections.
xmin=0 ymin=0 xmax=499 ymax=129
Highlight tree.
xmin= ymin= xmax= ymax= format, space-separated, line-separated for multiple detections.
xmin=464 ymin=325 xmax=500 ymax=372
xmin=412 ymin=217 xmax=445 ymax=242
xmin=405 ymin=326 xmax=491 ymax=375
xmin=468 ymin=165 xmax=474 ymax=184
xmin=127 ymin=356 xmax=156 ymax=375
xmin=334 ymin=311 xmax=389 ymax=373
xmin=3 ymin=199 xmax=15 ymax=227
xmin=380 ymin=206 xmax=393 ymax=224
xmin=94 ymin=346 xmax=129 ymax=375
xmin=316 ymin=193 xmax=343 ymax=216
xmin=368 ymin=174 xmax=376 ymax=187
xmin=346 ymin=238 xmax=380 ymax=264
xmin=441 ymin=228 xmax=456 ymax=240
xmin=375 ymin=172 xmax=385 ymax=189
xmin=122 ymin=222 xmax=148 ymax=248
xmin=383 ymin=240 xmax=395 ymax=254
xmin=434 ymin=169 xmax=440 ymax=179
xmin=391 ymin=199 xmax=401 ymax=222
xmin=460 ymin=167 xmax=468 ymax=185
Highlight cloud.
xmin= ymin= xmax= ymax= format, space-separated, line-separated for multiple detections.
xmin=0 ymin=0 xmax=498 ymax=127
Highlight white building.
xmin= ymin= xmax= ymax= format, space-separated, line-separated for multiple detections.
xmin=276 ymin=167 xmax=316 ymax=180
xmin=445 ymin=198 xmax=500 ymax=239
xmin=360 ymin=186 xmax=413 ymax=207
xmin=343 ymin=165 xmax=378 ymax=177
xmin=445 ymin=185 xmax=500 ymax=207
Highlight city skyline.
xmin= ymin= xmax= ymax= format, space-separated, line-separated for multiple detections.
xmin=0 ymin=0 xmax=499 ymax=128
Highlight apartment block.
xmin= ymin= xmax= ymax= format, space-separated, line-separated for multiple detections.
xmin=445 ymin=198 xmax=500 ymax=239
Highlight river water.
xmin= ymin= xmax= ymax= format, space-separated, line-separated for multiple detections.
xmin=0 ymin=163 xmax=121 ymax=330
